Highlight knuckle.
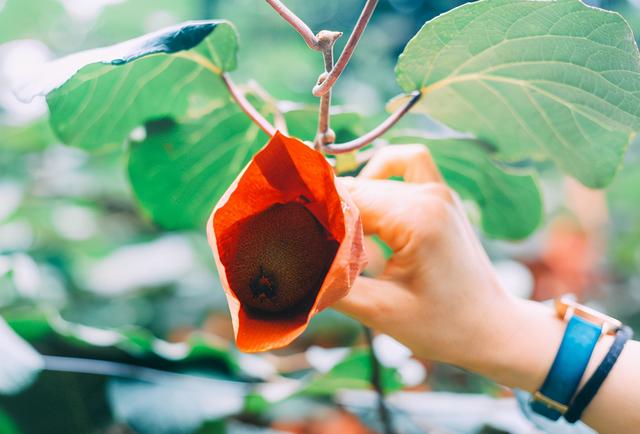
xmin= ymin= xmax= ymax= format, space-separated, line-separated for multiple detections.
xmin=409 ymin=187 xmax=457 ymax=244
xmin=414 ymin=183 xmax=454 ymax=206
xmin=370 ymin=294 xmax=397 ymax=321
xmin=429 ymin=183 xmax=455 ymax=204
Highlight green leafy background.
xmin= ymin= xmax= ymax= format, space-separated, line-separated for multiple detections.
xmin=2 ymin=0 xmax=640 ymax=433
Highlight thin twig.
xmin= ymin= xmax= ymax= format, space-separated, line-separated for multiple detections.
xmin=322 ymin=91 xmax=421 ymax=154
xmin=314 ymin=31 xmax=343 ymax=149
xmin=363 ymin=327 xmax=395 ymax=434
xmin=222 ymin=73 xmax=276 ymax=137
xmin=264 ymin=0 xmax=320 ymax=50
xmin=246 ymin=79 xmax=289 ymax=135
xmin=312 ymin=0 xmax=379 ymax=97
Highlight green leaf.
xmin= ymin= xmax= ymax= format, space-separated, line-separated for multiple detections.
xmin=18 ymin=21 xmax=238 ymax=150
xmin=390 ymin=135 xmax=543 ymax=239
xmin=395 ymin=0 xmax=640 ymax=188
xmin=0 ymin=316 xmax=43 ymax=395
xmin=301 ymin=350 xmax=403 ymax=396
xmin=127 ymin=105 xmax=365 ymax=230
xmin=6 ymin=309 xmax=239 ymax=374
xmin=128 ymin=110 xmax=271 ymax=230
xmin=0 ymin=409 xmax=22 ymax=434
xmin=0 ymin=118 xmax=56 ymax=152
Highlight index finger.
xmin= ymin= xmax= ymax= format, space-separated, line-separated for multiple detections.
xmin=359 ymin=144 xmax=444 ymax=184
xmin=339 ymin=177 xmax=452 ymax=253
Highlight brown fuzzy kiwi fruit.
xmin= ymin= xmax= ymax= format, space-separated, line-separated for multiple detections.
xmin=226 ymin=202 xmax=339 ymax=313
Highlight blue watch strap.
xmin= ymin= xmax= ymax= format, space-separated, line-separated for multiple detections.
xmin=564 ymin=325 xmax=633 ymax=423
xmin=530 ymin=316 xmax=602 ymax=420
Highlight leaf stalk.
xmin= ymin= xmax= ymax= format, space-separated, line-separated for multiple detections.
xmin=222 ymin=73 xmax=277 ymax=137
xmin=322 ymin=91 xmax=421 ymax=154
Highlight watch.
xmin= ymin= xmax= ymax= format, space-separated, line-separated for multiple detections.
xmin=530 ymin=296 xmax=621 ymax=420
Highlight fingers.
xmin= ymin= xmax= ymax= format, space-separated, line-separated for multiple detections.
xmin=340 ymin=177 xmax=425 ymax=252
xmin=332 ymin=276 xmax=403 ymax=327
xmin=359 ymin=144 xmax=443 ymax=184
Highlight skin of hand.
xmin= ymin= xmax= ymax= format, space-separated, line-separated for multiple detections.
xmin=333 ymin=145 xmax=640 ymax=434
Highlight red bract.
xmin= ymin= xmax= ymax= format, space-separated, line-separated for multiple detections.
xmin=207 ymin=132 xmax=366 ymax=352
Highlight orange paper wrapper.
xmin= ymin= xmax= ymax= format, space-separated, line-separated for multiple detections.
xmin=207 ymin=132 xmax=366 ymax=352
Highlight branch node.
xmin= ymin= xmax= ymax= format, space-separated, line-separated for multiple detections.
xmin=316 ymin=30 xmax=343 ymax=49
xmin=315 ymin=128 xmax=336 ymax=149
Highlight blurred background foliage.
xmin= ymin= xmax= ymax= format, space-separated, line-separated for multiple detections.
xmin=1 ymin=0 xmax=640 ymax=433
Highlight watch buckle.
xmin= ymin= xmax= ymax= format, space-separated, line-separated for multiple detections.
xmin=532 ymin=391 xmax=569 ymax=414
xmin=555 ymin=296 xmax=621 ymax=335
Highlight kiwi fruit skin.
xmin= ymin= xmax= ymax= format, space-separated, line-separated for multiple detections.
xmin=226 ymin=202 xmax=339 ymax=313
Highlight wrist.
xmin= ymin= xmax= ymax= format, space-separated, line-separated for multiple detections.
xmin=452 ymin=296 xmax=566 ymax=391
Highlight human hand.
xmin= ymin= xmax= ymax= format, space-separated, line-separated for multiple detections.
xmin=333 ymin=145 xmax=640 ymax=434
xmin=333 ymin=144 xmax=513 ymax=367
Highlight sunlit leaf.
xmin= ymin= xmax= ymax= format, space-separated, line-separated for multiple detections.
xmin=18 ymin=20 xmax=238 ymax=150
xmin=0 ymin=316 xmax=43 ymax=395
xmin=128 ymin=105 xmax=365 ymax=230
xmin=395 ymin=0 xmax=640 ymax=188
xmin=301 ymin=350 xmax=403 ymax=396
xmin=390 ymin=135 xmax=543 ymax=239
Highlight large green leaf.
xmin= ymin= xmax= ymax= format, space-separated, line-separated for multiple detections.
xmin=18 ymin=21 xmax=238 ymax=150
xmin=0 ymin=316 xmax=43 ymax=395
xmin=128 ymin=107 xmax=364 ymax=230
xmin=395 ymin=0 xmax=640 ymax=188
xmin=390 ymin=135 xmax=543 ymax=239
